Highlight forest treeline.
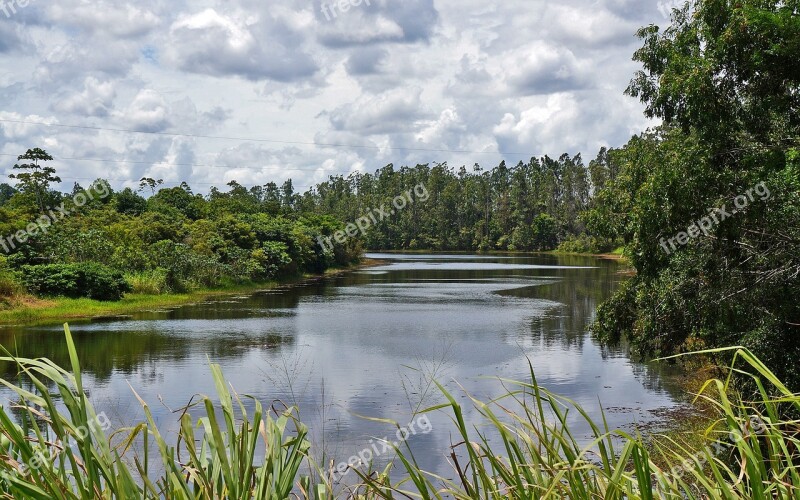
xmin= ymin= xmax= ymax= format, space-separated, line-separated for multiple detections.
xmin=0 ymin=147 xmax=612 ymax=302
xmin=302 ymin=153 xmax=608 ymax=252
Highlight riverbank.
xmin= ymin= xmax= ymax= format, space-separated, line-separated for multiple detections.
xmin=0 ymin=259 xmax=384 ymax=327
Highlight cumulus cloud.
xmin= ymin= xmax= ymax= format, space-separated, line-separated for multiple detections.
xmin=328 ymin=87 xmax=429 ymax=135
xmin=52 ymin=77 xmax=117 ymax=117
xmin=316 ymin=0 xmax=439 ymax=47
xmin=117 ymin=90 xmax=171 ymax=132
xmin=0 ymin=112 xmax=58 ymax=142
xmin=345 ymin=47 xmax=389 ymax=76
xmin=0 ymin=21 xmax=25 ymax=53
xmin=33 ymin=39 xmax=140 ymax=87
xmin=164 ymin=8 xmax=318 ymax=82
xmin=45 ymin=2 xmax=161 ymax=38
xmin=504 ymin=41 xmax=590 ymax=95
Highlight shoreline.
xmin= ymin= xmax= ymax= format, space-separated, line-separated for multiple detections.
xmin=0 ymin=258 xmax=386 ymax=328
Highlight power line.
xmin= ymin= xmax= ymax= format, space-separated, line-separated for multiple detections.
xmin=0 ymin=153 xmax=341 ymax=172
xmin=0 ymin=118 xmax=534 ymax=156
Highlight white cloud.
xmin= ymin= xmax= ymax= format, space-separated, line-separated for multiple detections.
xmin=503 ymin=41 xmax=590 ymax=95
xmin=46 ymin=2 xmax=161 ymax=38
xmin=52 ymin=77 xmax=117 ymax=117
xmin=329 ymin=87 xmax=428 ymax=135
xmin=164 ymin=8 xmax=318 ymax=82
xmin=117 ymin=90 xmax=171 ymax=132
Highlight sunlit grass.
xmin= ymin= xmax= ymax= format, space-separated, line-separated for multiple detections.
xmin=0 ymin=284 xmax=274 ymax=327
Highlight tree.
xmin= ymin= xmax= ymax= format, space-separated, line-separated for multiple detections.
xmin=138 ymin=177 xmax=163 ymax=195
xmin=627 ymin=0 xmax=800 ymax=149
xmin=593 ymin=0 xmax=800 ymax=389
xmin=9 ymin=148 xmax=61 ymax=212
xmin=115 ymin=188 xmax=148 ymax=216
xmin=0 ymin=183 xmax=18 ymax=207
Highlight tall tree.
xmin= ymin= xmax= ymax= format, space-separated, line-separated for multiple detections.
xmin=592 ymin=0 xmax=800 ymax=388
xmin=9 ymin=148 xmax=61 ymax=212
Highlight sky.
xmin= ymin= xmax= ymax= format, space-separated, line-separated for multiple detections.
xmin=0 ymin=0 xmax=676 ymax=194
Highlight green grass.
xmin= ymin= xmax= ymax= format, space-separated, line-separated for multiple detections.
xmin=0 ymin=262 xmax=366 ymax=327
xmin=0 ymin=284 xmax=275 ymax=327
xmin=1 ymin=326 xmax=798 ymax=499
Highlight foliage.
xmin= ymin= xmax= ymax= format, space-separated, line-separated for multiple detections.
xmin=1 ymin=326 xmax=798 ymax=498
xmin=0 ymin=151 xmax=361 ymax=300
xmin=304 ymin=157 xmax=591 ymax=252
xmin=354 ymin=347 xmax=800 ymax=499
xmin=0 ymin=256 xmax=22 ymax=300
xmin=557 ymin=233 xmax=617 ymax=254
xmin=114 ymin=188 xmax=147 ymax=216
xmin=589 ymin=0 xmax=800 ymax=389
xmin=125 ymin=269 xmax=170 ymax=295
xmin=20 ymin=263 xmax=131 ymax=301
xmin=0 ymin=325 xmax=313 ymax=499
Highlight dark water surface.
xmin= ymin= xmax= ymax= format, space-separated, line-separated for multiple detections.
xmin=0 ymin=253 xmax=687 ymax=483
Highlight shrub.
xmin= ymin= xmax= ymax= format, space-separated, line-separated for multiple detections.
xmin=558 ymin=233 xmax=617 ymax=254
xmin=0 ymin=256 xmax=22 ymax=298
xmin=21 ymin=263 xmax=131 ymax=301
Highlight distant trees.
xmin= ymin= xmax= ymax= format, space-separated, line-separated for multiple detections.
xmin=304 ymin=154 xmax=596 ymax=252
xmin=115 ymin=188 xmax=147 ymax=216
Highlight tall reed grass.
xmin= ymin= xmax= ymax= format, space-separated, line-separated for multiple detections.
xmin=0 ymin=326 xmax=798 ymax=499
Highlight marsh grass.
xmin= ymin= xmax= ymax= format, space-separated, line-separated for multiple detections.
xmin=0 ymin=326 xmax=798 ymax=499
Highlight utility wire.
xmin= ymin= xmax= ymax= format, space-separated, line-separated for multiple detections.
xmin=0 ymin=153 xmax=341 ymax=172
xmin=0 ymin=118 xmax=534 ymax=156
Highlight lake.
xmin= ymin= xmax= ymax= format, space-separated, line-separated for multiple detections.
xmin=0 ymin=253 xmax=688 ymax=483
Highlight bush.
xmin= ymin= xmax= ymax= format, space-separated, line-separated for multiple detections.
xmin=558 ymin=233 xmax=617 ymax=254
xmin=0 ymin=256 xmax=22 ymax=298
xmin=21 ymin=263 xmax=132 ymax=301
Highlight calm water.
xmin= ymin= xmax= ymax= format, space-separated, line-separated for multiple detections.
xmin=0 ymin=253 xmax=687 ymax=483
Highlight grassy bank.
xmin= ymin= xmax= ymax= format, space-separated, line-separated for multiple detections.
xmin=0 ymin=285 xmax=271 ymax=327
xmin=1 ymin=326 xmax=797 ymax=498
xmin=0 ymin=260 xmax=377 ymax=328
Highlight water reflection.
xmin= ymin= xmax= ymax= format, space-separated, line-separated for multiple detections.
xmin=0 ymin=253 xmax=687 ymax=484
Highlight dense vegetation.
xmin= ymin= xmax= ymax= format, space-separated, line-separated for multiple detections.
xmin=0 ymin=2 xmax=795 ymax=399
xmin=0 ymin=162 xmax=362 ymax=302
xmin=0 ymin=0 xmax=795 ymax=400
xmin=1 ymin=326 xmax=798 ymax=498
xmin=587 ymin=0 xmax=800 ymax=389
xmin=0 ymin=149 xmax=608 ymax=305
xmin=302 ymin=154 xmax=601 ymax=252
